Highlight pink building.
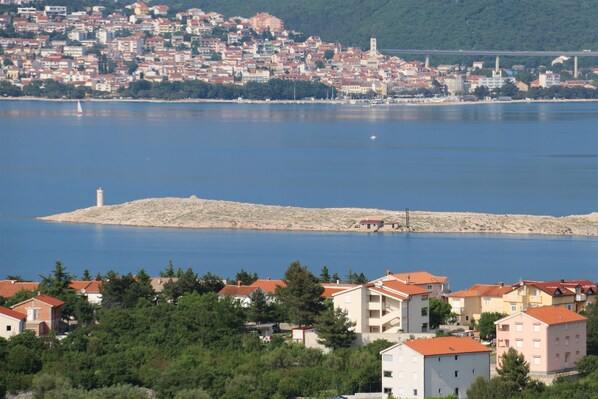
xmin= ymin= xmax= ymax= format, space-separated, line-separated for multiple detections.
xmin=248 ymin=13 xmax=284 ymax=33
xmin=495 ymin=306 xmax=587 ymax=374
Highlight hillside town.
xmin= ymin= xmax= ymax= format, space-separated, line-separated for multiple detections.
xmin=1 ymin=266 xmax=595 ymax=398
xmin=0 ymin=3 xmax=597 ymax=99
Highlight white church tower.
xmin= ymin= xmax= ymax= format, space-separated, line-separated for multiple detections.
xmin=370 ymin=37 xmax=377 ymax=58
xmin=96 ymin=187 xmax=104 ymax=207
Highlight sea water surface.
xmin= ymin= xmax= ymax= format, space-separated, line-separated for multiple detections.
xmin=0 ymin=101 xmax=597 ymax=288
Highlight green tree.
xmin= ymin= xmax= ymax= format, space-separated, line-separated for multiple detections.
xmin=100 ymin=270 xmax=155 ymax=308
xmin=496 ymin=347 xmax=530 ymax=390
xmin=429 ymin=298 xmax=452 ymax=329
xmin=345 ymin=269 xmax=368 ymax=284
xmin=576 ymin=355 xmax=598 ymax=377
xmin=235 ymin=269 xmax=258 ymax=285
xmin=314 ymin=308 xmax=356 ymax=350
xmin=474 ymin=85 xmax=490 ymax=99
xmin=276 ymin=261 xmax=324 ymax=326
xmin=161 ymin=268 xmax=202 ymax=303
xmin=477 ymin=312 xmax=506 ymax=340
xmin=586 ymin=301 xmax=598 ymax=355
xmin=318 ymin=266 xmax=331 ymax=283
xmin=39 ymin=261 xmax=73 ymax=298
xmin=323 ymin=49 xmax=335 ymax=60
xmin=247 ymin=289 xmax=274 ymax=324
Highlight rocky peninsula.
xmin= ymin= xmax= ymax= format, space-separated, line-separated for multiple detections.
xmin=38 ymin=197 xmax=598 ymax=237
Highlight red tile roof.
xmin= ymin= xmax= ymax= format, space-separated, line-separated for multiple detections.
xmin=449 ymin=284 xmax=512 ymax=298
xmin=0 ymin=280 xmax=40 ymax=298
xmin=218 ymin=285 xmax=257 ymax=296
xmin=404 ymin=337 xmax=491 ymax=356
xmin=391 ymin=271 xmax=448 ymax=285
xmin=321 ymin=283 xmax=357 ymax=298
xmin=0 ymin=305 xmax=26 ymax=321
xmin=33 ymin=294 xmax=65 ymax=307
xmin=380 ymin=280 xmax=430 ymax=296
xmin=249 ymin=279 xmax=286 ymax=294
xmin=524 ymin=306 xmax=587 ymax=325
xmin=69 ymin=280 xmax=102 ymax=293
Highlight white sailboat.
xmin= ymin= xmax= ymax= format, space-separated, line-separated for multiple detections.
xmin=77 ymin=101 xmax=83 ymax=115
xmin=370 ymin=135 xmax=377 ymax=140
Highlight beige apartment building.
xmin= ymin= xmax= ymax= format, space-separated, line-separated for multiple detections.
xmin=375 ymin=270 xmax=450 ymax=299
xmin=0 ymin=306 xmax=26 ymax=339
xmin=449 ymin=283 xmax=511 ymax=325
xmin=333 ymin=279 xmax=430 ymax=334
xmin=502 ymin=280 xmax=595 ymax=315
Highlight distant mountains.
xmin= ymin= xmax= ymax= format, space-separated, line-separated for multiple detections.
xmin=160 ymin=0 xmax=598 ymax=51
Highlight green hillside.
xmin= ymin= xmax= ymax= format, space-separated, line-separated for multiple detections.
xmin=159 ymin=0 xmax=598 ymax=51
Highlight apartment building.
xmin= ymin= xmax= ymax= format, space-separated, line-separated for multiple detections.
xmin=495 ymin=306 xmax=586 ymax=374
xmin=375 ymin=270 xmax=450 ymax=299
xmin=449 ymin=283 xmax=511 ymax=325
xmin=333 ymin=279 xmax=430 ymax=334
xmin=381 ymin=336 xmax=490 ymax=398
xmin=502 ymin=280 xmax=595 ymax=315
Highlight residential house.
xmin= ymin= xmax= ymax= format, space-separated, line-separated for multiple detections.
xmin=502 ymin=280 xmax=595 ymax=315
xmin=0 ymin=306 xmax=26 ymax=339
xmin=218 ymin=282 xmax=258 ymax=307
xmin=333 ymin=279 xmax=430 ymax=334
xmin=375 ymin=270 xmax=450 ymax=299
xmin=249 ymin=279 xmax=286 ymax=296
xmin=449 ymin=283 xmax=511 ymax=325
xmin=381 ymin=336 xmax=491 ymax=398
xmin=11 ymin=294 xmax=64 ymax=336
xmin=495 ymin=306 xmax=587 ymax=374
xmin=69 ymin=280 xmax=102 ymax=304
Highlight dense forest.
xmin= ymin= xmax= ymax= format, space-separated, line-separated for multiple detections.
xmin=107 ymin=0 xmax=598 ymax=52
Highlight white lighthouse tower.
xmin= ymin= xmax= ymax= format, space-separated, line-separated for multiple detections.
xmin=96 ymin=187 xmax=104 ymax=207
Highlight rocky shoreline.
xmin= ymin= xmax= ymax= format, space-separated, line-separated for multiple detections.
xmin=38 ymin=197 xmax=598 ymax=237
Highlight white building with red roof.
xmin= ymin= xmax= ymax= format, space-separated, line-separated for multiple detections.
xmin=374 ymin=270 xmax=450 ymax=299
xmin=0 ymin=305 xmax=26 ymax=339
xmin=333 ymin=279 xmax=431 ymax=334
xmin=381 ymin=336 xmax=491 ymax=398
xmin=495 ymin=306 xmax=587 ymax=375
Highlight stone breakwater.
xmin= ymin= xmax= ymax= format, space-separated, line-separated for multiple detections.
xmin=38 ymin=197 xmax=598 ymax=237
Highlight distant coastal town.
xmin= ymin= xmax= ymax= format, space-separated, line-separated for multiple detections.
xmin=1 ymin=2 xmax=597 ymax=101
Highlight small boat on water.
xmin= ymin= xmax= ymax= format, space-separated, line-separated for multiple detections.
xmin=77 ymin=101 xmax=83 ymax=115
xmin=370 ymin=135 xmax=377 ymax=140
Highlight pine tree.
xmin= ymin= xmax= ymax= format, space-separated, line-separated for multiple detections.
xmin=275 ymin=261 xmax=324 ymax=326
xmin=314 ymin=307 xmax=356 ymax=350
xmin=497 ymin=347 xmax=530 ymax=390
xmin=247 ymin=289 xmax=274 ymax=324
xmin=319 ymin=266 xmax=331 ymax=283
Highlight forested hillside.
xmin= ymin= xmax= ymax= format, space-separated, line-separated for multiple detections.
xmin=148 ymin=0 xmax=598 ymax=51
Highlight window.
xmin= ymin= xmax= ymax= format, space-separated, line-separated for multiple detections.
xmin=516 ymin=339 xmax=523 ymax=348
xmin=421 ymin=307 xmax=428 ymax=316
xmin=565 ymin=336 xmax=569 ymax=346
xmin=483 ymin=298 xmax=491 ymax=307
xmin=533 ymin=323 xmax=540 ymax=332
xmin=533 ymin=356 xmax=541 ymax=365
xmin=533 ymin=340 xmax=540 ymax=349
xmin=413 ymin=389 xmax=418 ymax=396
xmin=516 ymin=323 xmax=523 ymax=332
xmin=454 ymin=370 xmax=459 ymax=377
xmin=383 ymin=371 xmax=392 ymax=378
xmin=466 ymin=315 xmax=469 ymax=321
xmin=576 ymin=334 xmax=580 ymax=343
xmin=556 ymin=337 xmax=560 ymax=344
xmin=455 ymin=388 xmax=459 ymax=396
xmin=510 ymin=303 xmax=517 ymax=312
xmin=505 ymin=339 xmax=510 ymax=347
xmin=383 ymin=388 xmax=392 ymax=394
xmin=566 ymin=304 xmax=573 ymax=311
xmin=427 ymin=284 xmax=433 ymax=290
xmin=472 ymin=369 xmax=475 ymax=374
xmin=422 ymin=294 xmax=429 ymax=300
xmin=382 ymin=354 xmax=393 ymax=362
xmin=455 ymin=355 xmax=459 ymax=360
xmin=438 ymin=389 xmax=442 ymax=395
xmin=344 ymin=295 xmax=351 ymax=303
xmin=6 ymin=325 xmax=11 ymax=332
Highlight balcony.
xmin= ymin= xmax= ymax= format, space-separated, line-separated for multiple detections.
xmin=576 ymin=294 xmax=587 ymax=302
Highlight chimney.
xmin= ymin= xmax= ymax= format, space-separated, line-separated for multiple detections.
xmin=237 ymin=280 xmax=242 ymax=287
xmin=405 ymin=274 xmax=410 ymax=285
xmin=336 ymin=279 xmax=340 ymax=284
xmin=386 ymin=269 xmax=392 ymax=276
xmin=560 ymin=278 xmax=565 ymax=283
xmin=498 ymin=282 xmax=504 ymax=287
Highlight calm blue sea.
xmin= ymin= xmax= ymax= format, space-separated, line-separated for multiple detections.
xmin=0 ymin=100 xmax=597 ymax=288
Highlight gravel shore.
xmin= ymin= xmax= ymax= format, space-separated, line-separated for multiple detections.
xmin=38 ymin=197 xmax=598 ymax=237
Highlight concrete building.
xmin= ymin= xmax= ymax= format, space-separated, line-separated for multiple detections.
xmin=449 ymin=283 xmax=511 ymax=325
xmin=495 ymin=306 xmax=587 ymax=374
xmin=333 ymin=279 xmax=430 ymax=334
xmin=374 ymin=270 xmax=450 ymax=299
xmin=539 ymin=72 xmax=560 ymax=88
xmin=477 ymin=76 xmax=515 ymax=90
xmin=502 ymin=280 xmax=595 ymax=315
xmin=380 ymin=336 xmax=491 ymax=398
xmin=248 ymin=13 xmax=284 ymax=33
